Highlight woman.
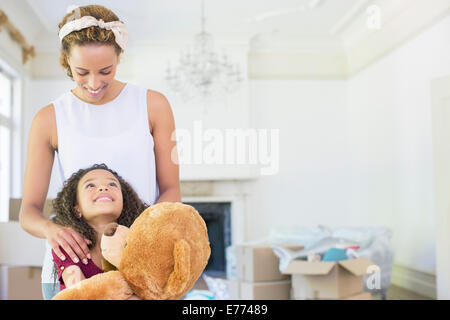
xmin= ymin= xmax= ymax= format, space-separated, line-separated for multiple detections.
xmin=19 ymin=5 xmax=181 ymax=299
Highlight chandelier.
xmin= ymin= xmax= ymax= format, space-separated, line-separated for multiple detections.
xmin=165 ymin=0 xmax=242 ymax=101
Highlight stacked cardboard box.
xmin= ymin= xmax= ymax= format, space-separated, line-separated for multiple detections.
xmin=0 ymin=266 xmax=43 ymax=300
xmin=0 ymin=223 xmax=46 ymax=300
xmin=0 ymin=199 xmax=48 ymax=300
xmin=9 ymin=198 xmax=55 ymax=221
xmin=283 ymin=257 xmax=376 ymax=300
xmin=231 ymin=244 xmax=303 ymax=299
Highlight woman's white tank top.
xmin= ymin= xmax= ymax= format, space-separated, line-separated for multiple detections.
xmin=41 ymin=82 xmax=159 ymax=283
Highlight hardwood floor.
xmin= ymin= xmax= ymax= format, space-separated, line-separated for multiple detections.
xmin=192 ymin=277 xmax=434 ymax=300
xmin=376 ymin=285 xmax=433 ymax=300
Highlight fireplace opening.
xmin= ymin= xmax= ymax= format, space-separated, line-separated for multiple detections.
xmin=185 ymin=202 xmax=231 ymax=276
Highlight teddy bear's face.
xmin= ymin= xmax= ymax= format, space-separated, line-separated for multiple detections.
xmin=119 ymin=202 xmax=211 ymax=300
xmin=101 ymin=222 xmax=130 ymax=268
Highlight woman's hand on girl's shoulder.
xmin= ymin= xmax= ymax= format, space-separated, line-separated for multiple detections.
xmin=45 ymin=221 xmax=91 ymax=265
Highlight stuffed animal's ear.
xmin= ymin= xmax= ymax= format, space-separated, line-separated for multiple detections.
xmin=165 ymin=239 xmax=190 ymax=296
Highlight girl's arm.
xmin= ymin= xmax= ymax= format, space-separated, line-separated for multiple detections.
xmin=19 ymin=104 xmax=91 ymax=264
xmin=52 ymin=248 xmax=86 ymax=289
xmin=62 ymin=265 xmax=86 ymax=288
xmin=147 ymin=90 xmax=182 ymax=203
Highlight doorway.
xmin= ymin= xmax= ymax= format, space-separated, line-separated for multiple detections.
xmin=431 ymin=74 xmax=450 ymax=299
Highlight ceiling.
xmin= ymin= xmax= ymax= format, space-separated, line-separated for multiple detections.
xmin=4 ymin=0 xmax=444 ymax=78
xmin=23 ymin=0 xmax=385 ymax=52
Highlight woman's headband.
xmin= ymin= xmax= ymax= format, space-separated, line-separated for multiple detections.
xmin=59 ymin=16 xmax=129 ymax=51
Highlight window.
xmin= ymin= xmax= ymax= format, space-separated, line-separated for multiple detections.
xmin=0 ymin=70 xmax=12 ymax=221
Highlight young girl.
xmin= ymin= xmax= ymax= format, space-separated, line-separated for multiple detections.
xmin=51 ymin=163 xmax=148 ymax=291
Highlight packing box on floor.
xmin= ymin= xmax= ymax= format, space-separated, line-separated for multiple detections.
xmin=283 ymin=257 xmax=376 ymax=300
xmin=9 ymin=198 xmax=55 ymax=221
xmin=229 ymin=279 xmax=291 ymax=300
xmin=236 ymin=244 xmax=303 ymax=282
xmin=0 ymin=266 xmax=42 ymax=300
xmin=291 ymin=289 xmax=372 ymax=300
xmin=0 ymin=222 xmax=47 ymax=266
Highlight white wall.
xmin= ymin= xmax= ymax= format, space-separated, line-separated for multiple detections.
xmin=247 ymin=79 xmax=349 ymax=240
xmin=245 ymin=15 xmax=450 ymax=277
xmin=346 ymin=14 xmax=450 ymax=274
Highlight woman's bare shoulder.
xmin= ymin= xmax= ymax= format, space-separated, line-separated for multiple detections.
xmin=32 ymin=103 xmax=58 ymax=149
xmin=34 ymin=103 xmax=55 ymax=121
xmin=146 ymin=89 xmax=170 ymax=107
xmin=146 ymin=90 xmax=172 ymax=133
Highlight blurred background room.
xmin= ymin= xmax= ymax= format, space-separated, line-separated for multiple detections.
xmin=1 ymin=0 xmax=450 ymax=300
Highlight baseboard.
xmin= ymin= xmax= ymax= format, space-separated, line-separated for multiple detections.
xmin=391 ymin=263 xmax=436 ymax=299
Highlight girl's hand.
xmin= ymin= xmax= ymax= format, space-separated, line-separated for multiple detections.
xmin=62 ymin=265 xmax=86 ymax=288
xmin=45 ymin=221 xmax=91 ymax=265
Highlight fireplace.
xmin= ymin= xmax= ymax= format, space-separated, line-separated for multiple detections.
xmin=185 ymin=202 xmax=231 ymax=276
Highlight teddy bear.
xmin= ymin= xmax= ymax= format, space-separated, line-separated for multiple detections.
xmin=52 ymin=202 xmax=211 ymax=300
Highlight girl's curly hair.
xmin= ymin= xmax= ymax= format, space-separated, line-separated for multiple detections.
xmin=58 ymin=5 xmax=124 ymax=79
xmin=52 ymin=163 xmax=149 ymax=249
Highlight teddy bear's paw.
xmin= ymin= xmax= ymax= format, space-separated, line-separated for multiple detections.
xmin=52 ymin=271 xmax=134 ymax=300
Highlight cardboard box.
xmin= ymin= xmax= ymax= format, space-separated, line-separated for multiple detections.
xmin=236 ymin=244 xmax=303 ymax=282
xmin=9 ymin=198 xmax=55 ymax=221
xmin=0 ymin=266 xmax=43 ymax=300
xmin=291 ymin=289 xmax=372 ymax=300
xmin=284 ymin=257 xmax=376 ymax=300
xmin=0 ymin=222 xmax=47 ymax=267
xmin=235 ymin=280 xmax=291 ymax=300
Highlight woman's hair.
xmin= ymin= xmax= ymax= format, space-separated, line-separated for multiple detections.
xmin=52 ymin=163 xmax=149 ymax=249
xmin=58 ymin=5 xmax=124 ymax=79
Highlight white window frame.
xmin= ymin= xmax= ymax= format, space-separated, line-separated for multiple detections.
xmin=0 ymin=63 xmax=20 ymax=222
xmin=0 ymin=69 xmax=12 ymax=221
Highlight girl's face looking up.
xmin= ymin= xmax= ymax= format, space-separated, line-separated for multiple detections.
xmin=68 ymin=44 xmax=120 ymax=104
xmin=75 ymin=169 xmax=123 ymax=223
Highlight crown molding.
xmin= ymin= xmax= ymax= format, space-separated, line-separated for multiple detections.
xmin=346 ymin=0 xmax=450 ymax=76
xmin=248 ymin=0 xmax=450 ymax=79
xmin=329 ymin=0 xmax=370 ymax=36
xmin=248 ymin=51 xmax=348 ymax=80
